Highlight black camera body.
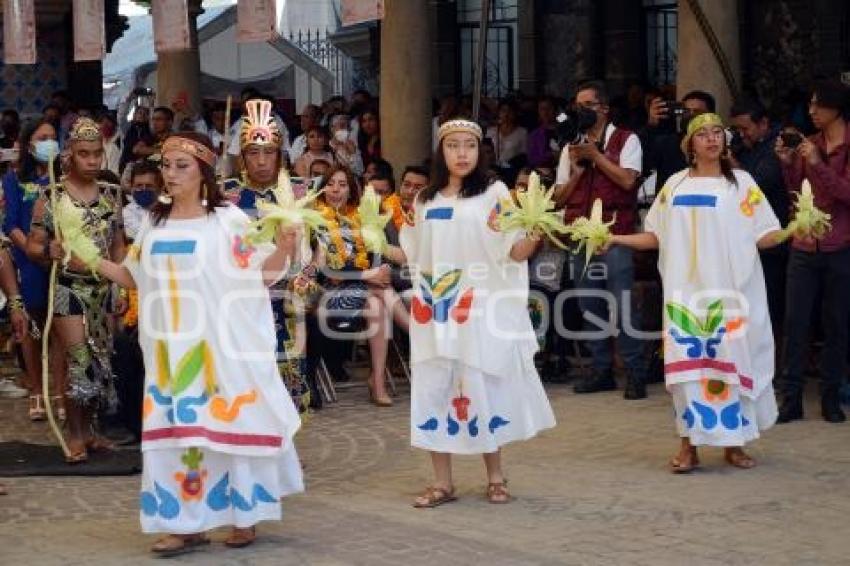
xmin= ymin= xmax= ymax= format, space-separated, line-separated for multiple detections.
xmin=666 ymin=100 xmax=686 ymax=116
xmin=780 ymin=131 xmax=804 ymax=149
xmin=555 ymin=108 xmax=600 ymax=168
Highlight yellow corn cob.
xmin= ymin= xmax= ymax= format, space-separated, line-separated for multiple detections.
xmin=777 ymin=179 xmax=832 ymax=242
xmin=245 ymin=169 xmax=327 ymax=246
xmin=357 ymin=185 xmax=392 ymax=254
xmin=497 ymin=172 xmax=571 ymax=247
xmin=566 ymin=198 xmax=615 ymax=272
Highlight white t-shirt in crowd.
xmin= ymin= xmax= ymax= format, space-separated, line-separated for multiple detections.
xmin=555 ymin=123 xmax=642 ymax=185
xmin=485 ymin=125 xmax=528 ymax=164
xmin=290 ymin=134 xmax=307 ymax=161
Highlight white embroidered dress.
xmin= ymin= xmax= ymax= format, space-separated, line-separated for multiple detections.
xmin=400 ymin=181 xmax=555 ymax=454
xmin=644 ymin=169 xmax=780 ymax=446
xmin=125 ymin=205 xmax=303 ymax=533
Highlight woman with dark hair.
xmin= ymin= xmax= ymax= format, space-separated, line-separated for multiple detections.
xmin=307 ymin=164 xmax=397 ymax=406
xmin=608 ymin=113 xmax=786 ymax=472
xmin=85 ymin=132 xmax=304 ymax=554
xmin=382 ymin=119 xmax=555 ymax=507
xmin=357 ymin=107 xmax=381 ymax=169
xmin=2 ymin=119 xmax=62 ymax=420
xmin=485 ymin=99 xmax=528 ymax=167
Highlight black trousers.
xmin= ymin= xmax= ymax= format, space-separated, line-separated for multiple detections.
xmin=780 ymin=247 xmax=850 ymax=397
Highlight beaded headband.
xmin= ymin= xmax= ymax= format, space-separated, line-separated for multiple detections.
xmin=162 ymin=136 xmax=217 ymax=167
xmin=68 ymin=117 xmax=102 ymax=143
xmin=681 ymin=112 xmax=724 ymax=154
xmin=240 ymin=99 xmax=282 ymax=149
xmin=437 ymin=119 xmax=483 ymax=143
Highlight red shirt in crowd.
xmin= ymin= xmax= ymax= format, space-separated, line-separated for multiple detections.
xmin=781 ymin=126 xmax=850 ymax=252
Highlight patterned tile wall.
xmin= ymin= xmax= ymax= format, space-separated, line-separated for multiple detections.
xmin=0 ymin=27 xmax=68 ymax=117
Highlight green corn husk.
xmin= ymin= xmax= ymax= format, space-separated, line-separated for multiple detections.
xmin=496 ymin=172 xmax=572 ymax=247
xmin=566 ymin=198 xmax=615 ymax=272
xmin=245 ymin=170 xmax=326 ymax=246
xmin=357 ymin=185 xmax=392 ymax=254
xmin=55 ymin=193 xmax=102 ymax=274
xmin=777 ymin=179 xmax=832 ymax=242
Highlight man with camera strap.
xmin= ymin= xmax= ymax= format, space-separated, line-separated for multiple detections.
xmin=553 ymin=80 xmax=647 ymax=399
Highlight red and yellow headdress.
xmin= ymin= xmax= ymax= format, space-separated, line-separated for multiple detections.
xmin=240 ymin=99 xmax=282 ymax=149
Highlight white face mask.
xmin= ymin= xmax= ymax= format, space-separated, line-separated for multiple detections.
xmin=334 ymin=129 xmax=349 ymax=142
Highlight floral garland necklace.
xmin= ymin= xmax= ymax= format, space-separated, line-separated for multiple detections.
xmin=317 ymin=201 xmax=369 ymax=270
xmin=382 ymin=194 xmax=406 ymax=230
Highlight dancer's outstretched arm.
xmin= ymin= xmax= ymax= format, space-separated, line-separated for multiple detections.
xmin=605 ymin=232 xmax=659 ymax=251
xmin=95 ymin=259 xmax=137 ymax=290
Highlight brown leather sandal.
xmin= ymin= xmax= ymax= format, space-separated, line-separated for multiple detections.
xmin=412 ymin=485 xmax=457 ymax=508
xmin=64 ymin=441 xmax=88 ymax=465
xmin=224 ymin=526 xmax=256 ymax=548
xmin=85 ymin=435 xmax=116 ymax=453
xmin=669 ymin=446 xmax=700 ymax=474
xmin=150 ymin=534 xmax=209 ymax=557
xmin=487 ymin=480 xmax=512 ymax=504
xmin=724 ymin=448 xmax=756 ymax=469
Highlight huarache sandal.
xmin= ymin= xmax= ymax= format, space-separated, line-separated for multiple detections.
xmin=669 ymin=446 xmax=700 ymax=474
xmin=150 ymin=534 xmax=209 ymax=557
xmin=224 ymin=527 xmax=256 ymax=548
xmin=28 ymin=395 xmax=47 ymax=421
xmin=412 ymin=485 xmax=457 ymax=508
xmin=52 ymin=396 xmax=66 ymax=421
xmin=85 ymin=435 xmax=116 ymax=453
xmin=486 ymin=480 xmax=512 ymax=504
xmin=724 ymin=448 xmax=756 ymax=469
xmin=64 ymin=439 xmax=88 ymax=465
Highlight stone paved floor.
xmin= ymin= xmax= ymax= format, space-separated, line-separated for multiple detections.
xmin=1 ymin=379 xmax=849 ymax=565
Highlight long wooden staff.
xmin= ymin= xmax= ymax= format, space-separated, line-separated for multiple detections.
xmin=41 ymin=154 xmax=70 ymax=457
xmin=222 ymin=95 xmax=232 ymax=178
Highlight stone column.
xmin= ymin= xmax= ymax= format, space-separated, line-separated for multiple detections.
xmin=677 ymin=0 xmax=740 ymax=117
xmin=380 ymin=0 xmax=433 ymax=175
xmin=156 ymin=0 xmax=203 ymax=121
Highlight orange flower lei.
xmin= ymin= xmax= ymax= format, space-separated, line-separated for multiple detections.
xmin=382 ymin=194 xmax=405 ymax=230
xmin=123 ymin=289 xmax=139 ymax=327
xmin=316 ymin=202 xmax=370 ymax=270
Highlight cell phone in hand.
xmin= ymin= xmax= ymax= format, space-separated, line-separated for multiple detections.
xmin=780 ymin=131 xmax=804 ymax=149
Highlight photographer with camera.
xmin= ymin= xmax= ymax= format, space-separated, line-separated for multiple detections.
xmin=552 ymin=80 xmax=647 ymax=399
xmin=642 ymin=90 xmax=716 ymax=189
xmin=774 ymin=80 xmax=850 ymax=425
xmin=729 ymin=98 xmax=790 ymax=341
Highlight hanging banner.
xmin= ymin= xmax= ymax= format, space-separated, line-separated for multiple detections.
xmin=73 ymin=0 xmax=106 ymax=62
xmin=153 ymin=0 xmax=191 ymax=53
xmin=341 ymin=0 xmax=385 ymax=27
xmin=3 ymin=0 xmax=37 ymax=65
xmin=237 ymin=0 xmax=281 ymax=43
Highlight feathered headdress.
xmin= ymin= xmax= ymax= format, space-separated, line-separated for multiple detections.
xmin=240 ymin=99 xmax=282 ymax=149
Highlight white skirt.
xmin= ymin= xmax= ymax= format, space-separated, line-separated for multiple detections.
xmin=410 ymin=357 xmax=556 ymax=455
xmin=140 ymin=445 xmax=304 ymax=534
xmin=670 ymin=379 xmax=777 ymax=447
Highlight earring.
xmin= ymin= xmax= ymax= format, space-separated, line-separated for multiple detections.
xmin=201 ymin=183 xmax=208 ymax=207
xmin=158 ymin=191 xmax=173 ymax=205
